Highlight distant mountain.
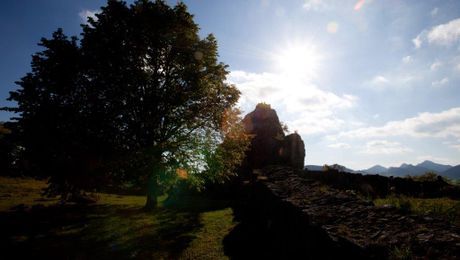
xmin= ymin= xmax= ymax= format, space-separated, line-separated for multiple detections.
xmin=305 ymin=164 xmax=363 ymax=174
xmin=416 ymin=160 xmax=452 ymax=173
xmin=400 ymin=163 xmax=411 ymax=168
xmin=387 ymin=164 xmax=430 ymax=177
xmin=305 ymin=165 xmax=323 ymax=171
xmin=442 ymin=165 xmax=460 ymax=180
xmin=305 ymin=161 xmax=460 ymax=180
xmin=363 ymin=165 xmax=387 ymax=174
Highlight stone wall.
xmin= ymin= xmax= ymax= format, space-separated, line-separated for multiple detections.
xmin=303 ymin=169 xmax=460 ymax=199
xmin=233 ymin=166 xmax=460 ymax=259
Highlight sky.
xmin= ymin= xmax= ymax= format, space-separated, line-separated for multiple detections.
xmin=1 ymin=0 xmax=460 ymax=169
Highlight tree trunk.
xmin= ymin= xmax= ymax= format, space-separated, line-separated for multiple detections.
xmin=144 ymin=175 xmax=158 ymax=211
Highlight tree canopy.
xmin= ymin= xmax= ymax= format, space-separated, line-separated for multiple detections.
xmin=2 ymin=0 xmax=247 ymax=208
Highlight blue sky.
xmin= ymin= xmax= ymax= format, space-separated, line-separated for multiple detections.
xmin=1 ymin=0 xmax=460 ymax=169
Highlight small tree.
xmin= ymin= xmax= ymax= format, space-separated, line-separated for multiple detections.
xmin=3 ymin=0 xmax=246 ymax=209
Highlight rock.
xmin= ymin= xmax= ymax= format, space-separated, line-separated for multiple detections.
xmin=280 ymin=133 xmax=305 ymax=169
xmin=242 ymin=103 xmax=285 ymax=169
xmin=242 ymin=103 xmax=305 ymax=170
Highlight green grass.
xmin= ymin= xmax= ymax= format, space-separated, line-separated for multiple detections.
xmin=0 ymin=176 xmax=237 ymax=259
xmin=374 ymin=195 xmax=460 ymax=225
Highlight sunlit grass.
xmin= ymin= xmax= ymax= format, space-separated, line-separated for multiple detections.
xmin=0 ymin=176 xmax=236 ymax=258
xmin=374 ymin=196 xmax=460 ymax=225
xmin=180 ymin=208 xmax=235 ymax=259
xmin=0 ymin=176 xmax=57 ymax=211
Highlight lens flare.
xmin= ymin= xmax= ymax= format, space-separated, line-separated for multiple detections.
xmin=354 ymin=0 xmax=365 ymax=11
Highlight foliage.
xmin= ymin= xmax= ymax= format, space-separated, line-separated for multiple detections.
xmin=2 ymin=0 xmax=245 ymax=205
xmin=202 ymin=108 xmax=251 ymax=185
xmin=280 ymin=121 xmax=289 ymax=134
xmin=0 ymin=123 xmax=10 ymax=173
xmin=322 ymin=164 xmax=346 ymax=172
xmin=406 ymin=171 xmax=448 ymax=182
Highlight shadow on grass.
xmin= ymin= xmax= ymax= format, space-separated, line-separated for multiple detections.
xmin=0 ymin=200 xmax=226 ymax=259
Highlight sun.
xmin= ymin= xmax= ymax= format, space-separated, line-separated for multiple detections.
xmin=274 ymin=42 xmax=321 ymax=80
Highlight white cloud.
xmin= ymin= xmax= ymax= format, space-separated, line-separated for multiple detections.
xmin=79 ymin=9 xmax=99 ymax=24
xmin=228 ymin=70 xmax=356 ymax=135
xmin=288 ymin=116 xmax=345 ymax=135
xmin=303 ymin=0 xmax=327 ymax=11
xmin=431 ymin=77 xmax=449 ymax=87
xmin=328 ymin=142 xmax=351 ymax=149
xmin=427 ymin=18 xmax=460 ymax=46
xmin=367 ymin=73 xmax=416 ymax=88
xmin=430 ymin=61 xmax=442 ymax=71
xmin=402 ymin=56 xmax=412 ymax=64
xmin=338 ymin=107 xmax=460 ymax=139
xmin=363 ymin=140 xmax=412 ymax=154
xmin=450 ymin=142 xmax=460 ymax=151
xmin=371 ymin=75 xmax=389 ymax=85
xmin=430 ymin=7 xmax=438 ymax=17
xmin=413 ymin=34 xmax=423 ymax=49
xmin=414 ymin=18 xmax=460 ymax=48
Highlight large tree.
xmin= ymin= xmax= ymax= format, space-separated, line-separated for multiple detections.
xmin=3 ymin=0 xmax=244 ymax=209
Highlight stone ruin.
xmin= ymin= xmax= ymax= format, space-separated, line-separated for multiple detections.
xmin=231 ymin=166 xmax=460 ymax=259
xmin=228 ymin=103 xmax=460 ymax=259
xmin=241 ymin=103 xmax=305 ymax=171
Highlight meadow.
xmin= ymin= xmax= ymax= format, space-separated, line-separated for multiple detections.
xmin=0 ymin=177 xmax=236 ymax=259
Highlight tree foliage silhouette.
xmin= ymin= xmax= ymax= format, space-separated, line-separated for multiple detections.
xmin=3 ymin=0 xmax=244 ymax=208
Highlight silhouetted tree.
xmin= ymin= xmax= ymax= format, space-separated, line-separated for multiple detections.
xmin=0 ymin=122 xmax=13 ymax=175
xmin=323 ymin=164 xmax=346 ymax=172
xmin=3 ymin=0 xmax=244 ymax=208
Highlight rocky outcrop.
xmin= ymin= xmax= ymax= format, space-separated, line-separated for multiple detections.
xmin=234 ymin=166 xmax=460 ymax=259
xmin=242 ymin=103 xmax=305 ymax=170
xmin=280 ymin=133 xmax=305 ymax=170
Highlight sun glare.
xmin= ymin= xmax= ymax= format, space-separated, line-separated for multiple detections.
xmin=274 ymin=42 xmax=321 ymax=80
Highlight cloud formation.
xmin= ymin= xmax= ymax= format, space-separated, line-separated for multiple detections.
xmin=430 ymin=61 xmax=442 ymax=71
xmin=402 ymin=56 xmax=412 ymax=64
xmin=432 ymin=77 xmax=449 ymax=87
xmin=363 ymin=140 xmax=412 ymax=155
xmin=228 ymin=70 xmax=356 ymax=135
xmin=302 ymin=0 xmax=326 ymax=11
xmin=338 ymin=107 xmax=460 ymax=139
xmin=413 ymin=18 xmax=460 ymax=48
xmin=328 ymin=142 xmax=351 ymax=149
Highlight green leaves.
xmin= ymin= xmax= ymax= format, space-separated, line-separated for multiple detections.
xmin=3 ymin=0 xmax=246 ymax=200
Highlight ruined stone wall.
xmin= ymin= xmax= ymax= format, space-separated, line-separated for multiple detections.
xmin=303 ymin=170 xmax=460 ymax=199
xmin=233 ymin=166 xmax=460 ymax=259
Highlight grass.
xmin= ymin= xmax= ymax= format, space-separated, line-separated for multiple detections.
xmin=0 ymin=176 xmax=237 ymax=259
xmin=374 ymin=195 xmax=460 ymax=225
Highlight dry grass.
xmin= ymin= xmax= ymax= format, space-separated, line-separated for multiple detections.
xmin=374 ymin=195 xmax=460 ymax=225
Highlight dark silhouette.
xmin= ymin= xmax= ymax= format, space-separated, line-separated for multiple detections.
xmin=241 ymin=103 xmax=305 ymax=173
xmin=0 ymin=122 xmax=15 ymax=175
xmin=2 ymin=0 xmax=241 ymax=209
